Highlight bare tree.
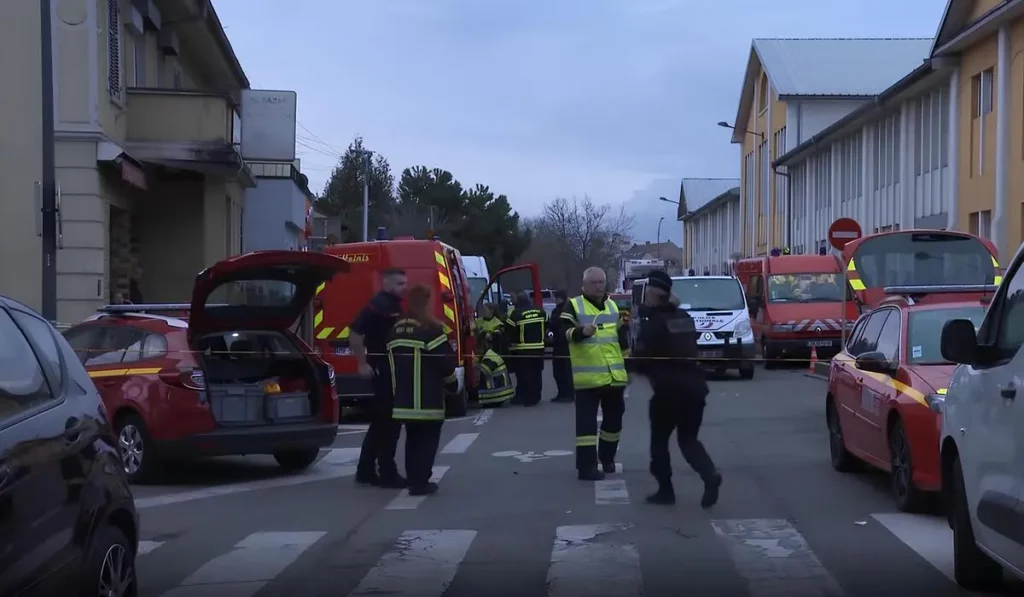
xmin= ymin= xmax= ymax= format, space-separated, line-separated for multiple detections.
xmin=522 ymin=196 xmax=633 ymax=289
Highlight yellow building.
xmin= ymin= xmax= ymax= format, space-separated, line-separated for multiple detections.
xmin=728 ymin=38 xmax=933 ymax=257
xmin=931 ymin=0 xmax=1024 ymax=260
xmin=0 ymin=0 xmax=255 ymax=324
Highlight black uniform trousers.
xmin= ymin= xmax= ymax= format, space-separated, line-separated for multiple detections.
xmin=649 ymin=392 xmax=716 ymax=483
xmin=402 ymin=420 xmax=444 ymax=488
xmin=552 ymin=346 xmax=573 ymax=399
xmin=356 ymin=367 xmax=401 ymax=480
xmin=512 ymin=349 xmax=544 ymax=406
xmin=574 ymin=385 xmax=625 ymax=471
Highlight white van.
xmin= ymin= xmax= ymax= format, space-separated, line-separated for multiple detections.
xmin=631 ymin=275 xmax=755 ymax=379
xmin=461 ymin=256 xmax=499 ymax=307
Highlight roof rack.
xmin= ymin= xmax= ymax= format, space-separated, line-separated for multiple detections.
xmin=883 ymin=284 xmax=998 ymax=295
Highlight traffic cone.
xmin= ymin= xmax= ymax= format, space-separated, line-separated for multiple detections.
xmin=808 ymin=345 xmax=819 ymax=374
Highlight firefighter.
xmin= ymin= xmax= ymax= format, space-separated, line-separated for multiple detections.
xmin=561 ymin=267 xmax=628 ymax=481
xmin=475 ymin=333 xmax=515 ymax=407
xmin=632 ymin=270 xmax=721 ymax=508
xmin=476 ymin=303 xmax=504 ymax=338
xmin=505 ymin=293 xmax=546 ymax=406
xmin=549 ymin=290 xmax=574 ymax=403
xmin=386 ymin=284 xmax=460 ymax=496
xmin=350 ymin=268 xmax=407 ymax=489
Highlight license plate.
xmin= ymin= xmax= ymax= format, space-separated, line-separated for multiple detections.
xmin=807 ymin=340 xmax=833 ymax=348
xmin=334 ymin=347 xmax=352 ymax=356
xmin=698 ymin=350 xmax=724 ymax=359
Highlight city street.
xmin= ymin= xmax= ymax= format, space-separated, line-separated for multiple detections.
xmin=129 ymin=365 xmax=1017 ymax=597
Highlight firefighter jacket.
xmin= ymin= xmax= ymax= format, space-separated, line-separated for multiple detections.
xmin=560 ymin=294 xmax=628 ymax=390
xmin=476 ymin=316 xmax=504 ymax=342
xmin=477 ymin=349 xmax=514 ymax=405
xmin=386 ymin=318 xmax=459 ymax=421
xmin=505 ymin=307 xmax=547 ymax=352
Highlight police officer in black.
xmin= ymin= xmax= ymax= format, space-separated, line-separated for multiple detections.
xmin=387 ymin=284 xmax=460 ymax=496
xmin=351 ymin=268 xmax=407 ymax=488
xmin=632 ymin=270 xmax=722 ymax=508
xmin=549 ymin=290 xmax=574 ymax=403
xmin=505 ymin=293 xmax=547 ymax=406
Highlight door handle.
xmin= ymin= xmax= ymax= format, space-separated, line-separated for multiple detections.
xmin=1001 ymin=384 xmax=1017 ymax=400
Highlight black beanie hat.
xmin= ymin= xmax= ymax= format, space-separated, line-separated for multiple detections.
xmin=648 ymin=270 xmax=673 ymax=293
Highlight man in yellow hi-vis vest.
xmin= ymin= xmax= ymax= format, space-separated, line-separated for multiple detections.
xmin=560 ymin=267 xmax=629 ymax=481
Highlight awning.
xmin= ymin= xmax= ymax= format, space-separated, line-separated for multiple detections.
xmin=124 ymin=142 xmax=256 ymax=188
xmin=97 ymin=141 xmax=148 ymax=190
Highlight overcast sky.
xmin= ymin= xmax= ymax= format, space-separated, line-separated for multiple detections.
xmin=213 ymin=0 xmax=944 ymax=244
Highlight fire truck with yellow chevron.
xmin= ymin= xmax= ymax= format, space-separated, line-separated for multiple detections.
xmin=309 ymin=236 xmax=541 ymax=417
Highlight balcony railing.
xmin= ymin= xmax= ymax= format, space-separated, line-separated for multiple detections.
xmin=126 ymin=88 xmax=240 ymax=146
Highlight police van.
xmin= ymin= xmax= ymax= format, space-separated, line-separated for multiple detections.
xmin=630 ymin=274 xmax=756 ymax=379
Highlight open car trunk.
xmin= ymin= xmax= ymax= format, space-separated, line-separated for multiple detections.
xmin=195 ymin=331 xmax=321 ymax=426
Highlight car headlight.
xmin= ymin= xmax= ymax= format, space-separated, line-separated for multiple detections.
xmin=925 ymin=393 xmax=945 ymax=414
xmin=734 ymin=320 xmax=752 ymax=337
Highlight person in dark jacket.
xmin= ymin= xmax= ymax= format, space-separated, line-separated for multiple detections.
xmin=549 ymin=290 xmax=574 ymax=402
xmin=387 ymin=284 xmax=460 ymax=496
xmin=631 ymin=270 xmax=722 ymax=508
xmin=350 ymin=268 xmax=407 ymax=488
xmin=505 ymin=292 xmax=546 ymax=406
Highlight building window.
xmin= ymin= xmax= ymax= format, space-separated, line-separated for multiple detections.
xmin=915 ymin=89 xmax=947 ymax=176
xmin=973 ymin=69 xmax=994 ymax=117
xmin=758 ymin=74 xmax=768 ymax=113
xmin=132 ymin=32 xmax=145 ymax=87
xmin=107 ymin=0 xmax=122 ymax=100
xmin=969 ymin=210 xmax=992 ymax=239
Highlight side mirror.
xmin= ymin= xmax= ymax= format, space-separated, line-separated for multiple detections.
xmin=941 ymin=319 xmax=979 ymax=365
xmin=855 ymin=350 xmax=895 ymax=374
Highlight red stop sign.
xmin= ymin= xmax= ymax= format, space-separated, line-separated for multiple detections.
xmin=828 ymin=217 xmax=862 ymax=251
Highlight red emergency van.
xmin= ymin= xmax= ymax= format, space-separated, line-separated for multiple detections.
xmin=312 ymin=237 xmax=540 ymax=417
xmin=736 ymin=254 xmax=858 ymax=367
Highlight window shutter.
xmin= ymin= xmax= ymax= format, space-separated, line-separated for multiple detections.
xmin=107 ymin=0 xmax=122 ymax=99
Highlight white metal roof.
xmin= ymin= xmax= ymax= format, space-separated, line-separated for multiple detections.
xmin=680 ymin=178 xmax=740 ymax=214
xmin=754 ymin=38 xmax=932 ymax=97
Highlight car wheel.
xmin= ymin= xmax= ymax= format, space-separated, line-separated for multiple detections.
xmin=889 ymin=419 xmax=931 ymax=512
xmin=274 ymin=448 xmax=321 ymax=471
xmin=446 ymin=389 xmax=468 ymax=418
xmin=116 ymin=414 xmax=160 ymax=484
xmin=761 ymin=338 xmax=776 ymax=369
xmin=80 ymin=524 xmax=137 ymax=597
xmin=738 ymin=362 xmax=755 ymax=380
xmin=951 ymin=458 xmax=1004 ymax=590
xmin=826 ymin=398 xmax=858 ymax=472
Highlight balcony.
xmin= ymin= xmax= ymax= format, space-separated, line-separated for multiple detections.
xmin=126 ymin=88 xmax=240 ymax=146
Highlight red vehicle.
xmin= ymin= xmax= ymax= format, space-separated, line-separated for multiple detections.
xmin=826 ymin=233 xmax=997 ymax=511
xmin=62 ymin=251 xmax=349 ymax=483
xmin=735 ymin=254 xmax=858 ymax=366
xmin=312 ymin=237 xmax=540 ymax=416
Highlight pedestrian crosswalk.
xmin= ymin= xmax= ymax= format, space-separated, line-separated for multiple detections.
xmin=135 ymin=512 xmax=989 ymax=596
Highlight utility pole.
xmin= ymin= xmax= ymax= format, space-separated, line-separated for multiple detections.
xmin=40 ymin=0 xmax=58 ymax=321
xmin=361 ymin=150 xmax=371 ymax=241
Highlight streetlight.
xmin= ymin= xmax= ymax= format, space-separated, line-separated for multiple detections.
xmin=656 ymin=216 xmax=665 ymax=260
xmin=658 ymin=196 xmax=678 ymax=205
xmin=718 ymin=120 xmax=764 ymax=141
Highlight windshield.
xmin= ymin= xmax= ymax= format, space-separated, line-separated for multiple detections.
xmin=768 ymin=273 xmax=844 ymax=303
xmin=852 ymin=233 xmax=996 ymax=288
xmin=468 ymin=277 xmax=489 ymax=302
xmin=671 ymin=278 xmax=745 ymax=311
xmin=907 ymin=306 xmax=985 ymax=364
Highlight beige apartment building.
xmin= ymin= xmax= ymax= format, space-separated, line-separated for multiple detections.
xmin=0 ymin=0 xmax=253 ymax=325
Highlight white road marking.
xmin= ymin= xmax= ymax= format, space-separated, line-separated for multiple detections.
xmin=441 ymin=433 xmax=479 ymax=454
xmin=385 ymin=466 xmax=451 ymax=510
xmin=712 ymin=518 xmax=843 ymax=596
xmin=137 ymin=540 xmax=164 ymax=555
xmin=318 ymin=447 xmax=362 ymax=466
xmin=872 ymin=513 xmax=957 ymax=583
xmin=594 ymin=478 xmax=630 ymax=505
xmin=543 ymin=450 xmax=574 ymax=457
xmin=337 ymin=424 xmax=369 ymax=435
xmin=348 ymin=530 xmax=477 ymax=597
xmin=473 ymin=409 xmax=494 ymax=425
xmin=134 ymin=465 xmax=356 ymax=509
xmin=546 ymin=524 xmax=642 ymax=597
xmin=158 ymin=531 xmax=325 ymax=597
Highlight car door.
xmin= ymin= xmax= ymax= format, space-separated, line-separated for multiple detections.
xmin=858 ymin=308 xmax=901 ymax=460
xmin=843 ymin=310 xmax=887 ymax=451
xmin=67 ymin=326 xmax=147 ymax=400
xmin=0 ymin=307 xmax=90 ymax=595
xmin=963 ymin=254 xmax=1024 ymax=565
xmin=832 ymin=315 xmax=867 ymax=443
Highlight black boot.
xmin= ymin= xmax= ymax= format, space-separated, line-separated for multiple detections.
xmin=376 ymin=473 xmax=408 ymax=489
xmin=701 ymin=473 xmax=722 ymax=508
xmin=355 ymin=473 xmax=379 ymax=486
xmin=601 ymin=461 xmax=617 ymax=474
xmin=408 ymin=482 xmax=438 ymax=496
xmin=645 ymin=480 xmax=676 ymax=505
xmin=577 ymin=468 xmax=606 ymax=481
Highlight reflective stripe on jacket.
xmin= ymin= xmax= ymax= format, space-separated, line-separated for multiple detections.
xmin=506 ymin=307 xmax=546 ymax=351
xmin=477 ymin=349 xmax=514 ymax=404
xmin=561 ymin=296 xmax=627 ymax=389
xmin=387 ymin=318 xmax=459 ymax=421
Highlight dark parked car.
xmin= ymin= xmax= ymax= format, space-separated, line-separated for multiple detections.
xmin=0 ymin=296 xmax=138 ymax=596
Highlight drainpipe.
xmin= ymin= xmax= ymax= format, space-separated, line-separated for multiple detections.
xmin=772 ymin=164 xmax=791 ymax=248
xmin=947 ymin=67 xmax=960 ymax=231
xmin=994 ymin=25 xmax=1010 ymax=257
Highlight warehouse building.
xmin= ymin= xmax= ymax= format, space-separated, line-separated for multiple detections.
xmin=679 ymin=178 xmax=741 ymax=275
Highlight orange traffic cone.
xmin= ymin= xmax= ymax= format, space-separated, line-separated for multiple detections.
xmin=808 ymin=345 xmax=819 ymax=374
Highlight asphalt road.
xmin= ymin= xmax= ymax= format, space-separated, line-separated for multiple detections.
xmin=129 ymin=364 xmax=1022 ymax=597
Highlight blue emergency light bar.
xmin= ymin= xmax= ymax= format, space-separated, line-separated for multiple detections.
xmin=883 ymin=284 xmax=998 ymax=295
xmin=97 ymin=303 xmax=230 ymax=313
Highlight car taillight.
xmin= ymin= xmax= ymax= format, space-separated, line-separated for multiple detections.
xmin=158 ymin=368 xmax=205 ymax=390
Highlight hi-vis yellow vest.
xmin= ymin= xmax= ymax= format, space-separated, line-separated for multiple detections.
xmin=564 ymin=295 xmax=627 ymax=389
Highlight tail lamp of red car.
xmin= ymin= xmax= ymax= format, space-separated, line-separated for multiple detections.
xmin=158 ymin=368 xmax=206 ymax=391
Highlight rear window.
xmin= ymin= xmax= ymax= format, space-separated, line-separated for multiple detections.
xmin=852 ymin=233 xmax=996 ymax=288
xmin=907 ymin=306 xmax=985 ymax=364
xmin=208 ymin=280 xmax=297 ymax=307
xmin=768 ymin=273 xmax=845 ymax=303
xmin=671 ymin=278 xmax=745 ymax=311
xmin=197 ymin=332 xmax=299 ymax=357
